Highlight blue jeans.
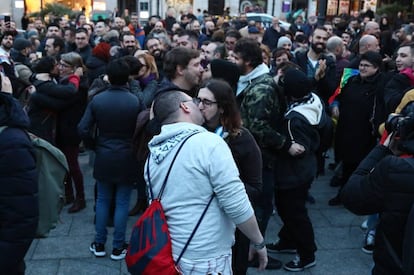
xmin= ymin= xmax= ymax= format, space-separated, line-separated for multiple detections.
xmin=95 ymin=181 xmax=133 ymax=249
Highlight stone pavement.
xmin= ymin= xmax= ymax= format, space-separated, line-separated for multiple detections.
xmin=25 ymin=152 xmax=373 ymax=275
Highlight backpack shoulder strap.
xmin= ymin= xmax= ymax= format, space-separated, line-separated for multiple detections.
xmin=146 ymin=131 xmax=199 ymax=201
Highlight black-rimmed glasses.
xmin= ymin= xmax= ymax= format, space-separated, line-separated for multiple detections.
xmin=193 ymin=97 xmax=217 ymax=107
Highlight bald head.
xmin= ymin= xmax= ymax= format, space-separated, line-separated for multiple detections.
xmin=364 ymin=21 xmax=380 ymax=36
xmin=359 ymin=35 xmax=379 ymax=54
xmin=326 ymin=36 xmax=344 ymax=56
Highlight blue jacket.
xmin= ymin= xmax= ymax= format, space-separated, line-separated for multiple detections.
xmin=78 ymin=85 xmax=142 ymax=184
xmin=0 ymin=92 xmax=38 ymax=273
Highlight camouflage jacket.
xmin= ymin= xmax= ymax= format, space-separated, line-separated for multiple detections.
xmin=238 ymin=73 xmax=286 ymax=168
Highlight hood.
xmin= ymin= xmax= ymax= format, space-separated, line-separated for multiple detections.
xmin=148 ymin=122 xmax=205 ymax=164
xmin=285 ymin=93 xmax=323 ymax=126
xmin=86 ymin=54 xmax=107 ymax=69
xmin=0 ymin=92 xmax=30 ymax=128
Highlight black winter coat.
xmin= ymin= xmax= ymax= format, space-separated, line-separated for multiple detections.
xmin=0 ymin=92 xmax=38 ymax=274
xmin=335 ymin=73 xmax=387 ymax=164
xmin=78 ymin=85 xmax=142 ymax=184
xmin=28 ymin=77 xmax=77 ymax=144
xmin=56 ymin=75 xmax=88 ymax=146
xmin=383 ymin=72 xmax=412 ymax=114
xmin=341 ymin=145 xmax=414 ymax=275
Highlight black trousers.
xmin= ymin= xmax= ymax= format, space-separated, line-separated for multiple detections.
xmin=275 ymin=182 xmax=317 ymax=260
xmin=231 ymin=228 xmax=250 ymax=275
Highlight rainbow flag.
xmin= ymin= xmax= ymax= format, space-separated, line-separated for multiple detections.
xmin=328 ymin=68 xmax=359 ymax=104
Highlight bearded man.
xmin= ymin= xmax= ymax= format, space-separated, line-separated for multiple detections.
xmin=294 ymin=27 xmax=337 ymax=104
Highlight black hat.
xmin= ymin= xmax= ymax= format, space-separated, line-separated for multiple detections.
xmin=283 ymin=68 xmax=311 ymax=98
xmin=210 ymin=59 xmax=241 ymax=90
xmin=13 ymin=38 xmax=31 ymax=51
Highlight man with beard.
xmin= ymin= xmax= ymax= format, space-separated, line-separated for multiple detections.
xmin=111 ymin=32 xmax=139 ymax=58
xmin=0 ymin=30 xmax=18 ymax=91
xmin=233 ymin=37 xmax=286 ymax=270
xmin=157 ymin=47 xmax=203 ymax=98
xmin=146 ymin=37 xmax=165 ymax=79
xmin=294 ymin=27 xmax=336 ymax=104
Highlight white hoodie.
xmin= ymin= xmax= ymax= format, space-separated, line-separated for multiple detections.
xmin=146 ymin=122 xmax=254 ymax=261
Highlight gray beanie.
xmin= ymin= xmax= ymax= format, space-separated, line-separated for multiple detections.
xmin=13 ymin=38 xmax=32 ymax=51
xmin=277 ymin=36 xmax=292 ymax=48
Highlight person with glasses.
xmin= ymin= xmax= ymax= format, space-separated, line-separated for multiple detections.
xmin=55 ymin=52 xmax=88 ymax=213
xmin=147 ymin=90 xmax=267 ymax=273
xmin=197 ymin=78 xmax=283 ymax=273
xmin=329 ymin=51 xmax=388 ymax=208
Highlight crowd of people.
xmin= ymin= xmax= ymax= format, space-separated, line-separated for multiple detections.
xmin=1 ymin=5 xmax=414 ymax=274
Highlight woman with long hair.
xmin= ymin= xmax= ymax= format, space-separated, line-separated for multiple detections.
xmin=197 ymin=79 xmax=281 ymax=273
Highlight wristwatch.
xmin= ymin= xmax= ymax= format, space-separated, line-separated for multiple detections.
xmin=252 ymin=240 xmax=266 ymax=250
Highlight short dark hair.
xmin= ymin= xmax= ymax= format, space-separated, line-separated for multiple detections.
xmin=153 ymin=90 xmax=186 ymax=124
xmin=225 ymin=29 xmax=241 ymax=40
xmin=234 ymin=37 xmax=262 ymax=68
xmin=163 ymin=47 xmax=200 ymax=80
xmin=178 ymin=30 xmax=199 ymax=40
xmin=120 ymin=31 xmax=134 ymax=42
xmin=75 ymin=27 xmax=89 ymax=36
xmin=201 ymin=79 xmax=241 ymax=136
xmin=0 ymin=30 xmax=17 ymax=42
xmin=46 ymin=36 xmax=65 ymax=50
xmin=106 ymin=58 xmax=130 ymax=85
xmin=32 ymin=56 xmax=57 ymax=73
xmin=121 ymin=55 xmax=142 ymax=75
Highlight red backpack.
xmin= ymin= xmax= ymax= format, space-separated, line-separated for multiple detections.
xmin=125 ymin=133 xmax=214 ymax=274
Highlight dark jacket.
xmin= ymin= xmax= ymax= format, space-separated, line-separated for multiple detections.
xmin=0 ymin=92 xmax=38 ymax=274
xmin=28 ymin=76 xmax=77 ymax=144
xmin=294 ymin=51 xmax=337 ymax=104
xmin=384 ymin=72 xmax=413 ymax=115
xmin=274 ymin=93 xmax=322 ymax=189
xmin=262 ymin=27 xmax=286 ymax=52
xmin=56 ymin=75 xmax=88 ymax=146
xmin=78 ymin=85 xmax=142 ymax=184
xmin=335 ymin=73 xmax=387 ymax=164
xmin=86 ymin=55 xmax=107 ymax=85
xmin=225 ymin=127 xmax=262 ymax=205
xmin=341 ymin=145 xmax=414 ymax=275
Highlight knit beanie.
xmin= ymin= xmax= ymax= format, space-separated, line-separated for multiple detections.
xmin=277 ymin=36 xmax=292 ymax=48
xmin=283 ymin=68 xmax=311 ymax=99
xmin=210 ymin=59 xmax=241 ymax=90
xmin=13 ymin=38 xmax=32 ymax=51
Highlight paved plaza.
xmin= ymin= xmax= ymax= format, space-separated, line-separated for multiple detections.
xmin=25 ymin=152 xmax=373 ymax=275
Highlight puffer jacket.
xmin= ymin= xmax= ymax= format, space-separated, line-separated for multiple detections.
xmin=0 ymin=92 xmax=38 ymax=274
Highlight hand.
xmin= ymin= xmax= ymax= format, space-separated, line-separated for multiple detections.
xmin=248 ymin=245 xmax=268 ymax=270
xmin=74 ymin=67 xmax=83 ymax=77
xmin=288 ymin=143 xmax=305 ymax=156
xmin=0 ymin=72 xmax=12 ymax=94
xmin=315 ymin=59 xmax=327 ymax=81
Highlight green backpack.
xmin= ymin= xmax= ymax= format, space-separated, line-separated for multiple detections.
xmin=0 ymin=126 xmax=68 ymax=237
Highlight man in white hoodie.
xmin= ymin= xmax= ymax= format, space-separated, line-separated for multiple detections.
xmin=146 ymin=90 xmax=267 ymax=274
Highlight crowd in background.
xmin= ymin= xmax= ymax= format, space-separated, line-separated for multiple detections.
xmin=1 ymin=4 xmax=414 ymax=274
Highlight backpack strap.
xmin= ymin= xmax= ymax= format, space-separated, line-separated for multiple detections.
xmin=146 ymin=131 xmax=199 ymax=201
xmin=175 ymin=193 xmax=215 ymax=265
xmin=145 ymin=130 xmax=216 ymax=265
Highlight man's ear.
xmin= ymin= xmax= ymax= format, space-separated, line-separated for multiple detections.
xmin=176 ymin=65 xmax=185 ymax=76
xmin=180 ymin=102 xmax=191 ymax=113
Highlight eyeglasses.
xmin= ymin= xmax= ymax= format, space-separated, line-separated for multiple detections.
xmin=193 ymin=97 xmax=217 ymax=107
xmin=59 ymin=62 xmax=72 ymax=68
xmin=359 ymin=63 xmax=374 ymax=68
